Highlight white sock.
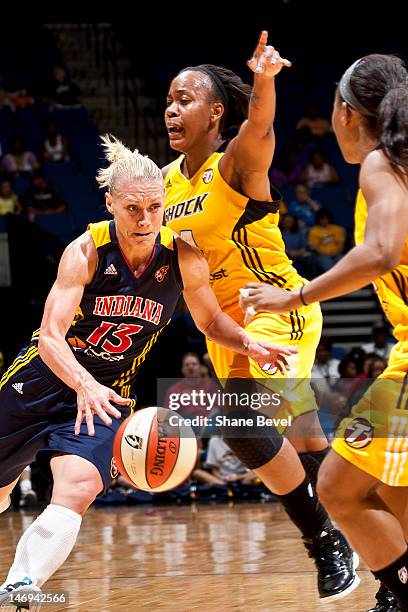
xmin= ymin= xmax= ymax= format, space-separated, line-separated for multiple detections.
xmin=2 ymin=504 xmax=82 ymax=587
xmin=0 ymin=496 xmax=10 ymax=513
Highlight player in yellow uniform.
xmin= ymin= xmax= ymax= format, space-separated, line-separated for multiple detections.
xmin=163 ymin=31 xmax=359 ymax=601
xmin=241 ymin=54 xmax=408 ymax=611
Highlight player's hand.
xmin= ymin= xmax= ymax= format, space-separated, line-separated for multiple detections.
xmin=75 ymin=379 xmax=130 ymax=436
xmin=245 ymin=339 xmax=297 ymax=374
xmin=240 ymin=283 xmax=301 ymax=315
xmin=247 ymin=31 xmax=291 ymax=77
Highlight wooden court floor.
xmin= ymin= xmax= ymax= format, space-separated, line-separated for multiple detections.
xmin=0 ymin=503 xmax=378 ymax=611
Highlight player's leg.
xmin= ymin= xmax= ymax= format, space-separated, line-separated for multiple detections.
xmin=1 ymin=454 xmax=100 ymax=591
xmin=368 ymin=486 xmax=408 ymax=611
xmin=0 ymin=407 xmax=124 ymax=609
xmin=318 ymin=450 xmax=408 ymax=610
xmin=208 ymin=347 xmax=358 ymax=599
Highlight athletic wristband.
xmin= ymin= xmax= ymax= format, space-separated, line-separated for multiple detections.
xmin=299 ymin=285 xmax=309 ymax=307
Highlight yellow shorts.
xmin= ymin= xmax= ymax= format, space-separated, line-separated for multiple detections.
xmin=206 ymin=301 xmax=323 ymax=422
xmin=332 ymin=341 xmax=408 ymax=486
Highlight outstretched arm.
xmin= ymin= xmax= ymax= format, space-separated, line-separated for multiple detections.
xmin=175 ymin=235 xmax=296 ymax=372
xmin=221 ymin=31 xmax=291 ymax=201
xmin=240 ymin=151 xmax=408 ymax=313
xmin=38 ymin=232 xmax=129 ymax=435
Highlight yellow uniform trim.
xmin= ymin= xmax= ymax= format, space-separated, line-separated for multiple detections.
xmin=159 ymin=226 xmax=174 ymax=250
xmin=88 ymin=220 xmax=111 ymax=248
xmin=0 ymin=346 xmax=39 ymax=390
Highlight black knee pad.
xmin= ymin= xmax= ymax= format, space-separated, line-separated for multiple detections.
xmin=223 ymin=433 xmax=284 ymax=470
xmin=219 ymin=377 xmax=284 ymax=469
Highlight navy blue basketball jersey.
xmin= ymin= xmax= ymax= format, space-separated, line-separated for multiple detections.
xmin=32 ymin=220 xmax=183 ymax=395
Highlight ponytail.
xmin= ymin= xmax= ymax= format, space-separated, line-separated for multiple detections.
xmin=379 ymin=86 xmax=408 ymax=180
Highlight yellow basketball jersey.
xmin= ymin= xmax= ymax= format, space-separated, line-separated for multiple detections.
xmin=165 ymin=152 xmax=301 ymax=317
xmin=355 ymin=189 xmax=408 ymax=340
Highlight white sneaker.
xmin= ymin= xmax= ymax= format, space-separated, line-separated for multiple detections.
xmin=0 ymin=578 xmax=42 ymax=610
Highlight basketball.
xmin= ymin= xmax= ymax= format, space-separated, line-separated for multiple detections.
xmin=113 ymin=406 xmax=198 ymax=492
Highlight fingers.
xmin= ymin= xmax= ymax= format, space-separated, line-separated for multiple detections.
xmin=74 ymin=409 xmax=84 ymax=436
xmin=94 ymin=404 xmax=113 ymax=427
xmin=253 ymin=30 xmax=268 ymax=60
xmin=85 ymin=406 xmax=95 ymax=437
xmin=109 ymin=391 xmax=131 ymax=408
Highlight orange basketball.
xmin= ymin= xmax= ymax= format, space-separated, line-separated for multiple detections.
xmin=113 ymin=406 xmax=198 ymax=492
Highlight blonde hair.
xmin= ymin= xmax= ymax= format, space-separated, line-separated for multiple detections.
xmin=96 ymin=134 xmax=163 ymax=192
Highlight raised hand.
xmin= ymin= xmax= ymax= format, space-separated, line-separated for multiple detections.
xmin=247 ymin=30 xmax=291 ymax=77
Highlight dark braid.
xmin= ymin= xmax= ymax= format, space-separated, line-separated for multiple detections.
xmin=340 ymin=54 xmax=408 ymax=180
xmin=180 ymin=64 xmax=251 ymax=135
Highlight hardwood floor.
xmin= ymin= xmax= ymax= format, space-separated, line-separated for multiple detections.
xmin=0 ymin=503 xmax=377 ymax=610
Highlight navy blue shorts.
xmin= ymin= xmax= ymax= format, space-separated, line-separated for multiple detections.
xmin=0 ymin=348 xmax=133 ymax=491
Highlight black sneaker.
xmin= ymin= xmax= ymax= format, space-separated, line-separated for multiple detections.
xmin=0 ymin=579 xmax=42 ymax=610
xmin=367 ymin=583 xmax=403 ymax=612
xmin=303 ymin=524 xmax=360 ymax=601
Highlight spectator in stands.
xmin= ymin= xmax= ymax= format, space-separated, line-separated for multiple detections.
xmin=288 ymin=183 xmax=321 ymax=229
xmin=333 ymin=354 xmax=360 ymax=403
xmin=301 ymin=151 xmax=340 ymax=188
xmin=308 ymin=208 xmax=346 ymax=272
xmin=362 ymin=323 xmax=395 ymax=360
xmin=205 ymin=435 xmax=257 ymax=484
xmin=1 ymin=136 xmax=39 ymax=177
xmin=7 ymin=87 xmax=35 ymax=110
xmin=311 ymin=336 xmax=341 ymax=393
xmin=296 ymin=103 xmax=332 ymax=140
xmin=0 ymin=351 xmax=4 ymax=377
xmin=164 ymin=352 xmax=220 ymax=420
xmin=24 ymin=174 xmax=66 ymax=218
xmin=0 ymin=179 xmax=21 ymax=214
xmin=0 ymin=72 xmax=13 ymax=111
xmin=44 ymin=65 xmax=81 ymax=108
xmin=202 ymin=352 xmax=216 ymax=378
xmin=269 ymin=152 xmax=304 ymax=188
xmin=368 ymin=356 xmax=387 ymax=379
xmin=280 ymin=213 xmax=317 ymax=278
xmin=42 ymin=121 xmax=69 ymax=162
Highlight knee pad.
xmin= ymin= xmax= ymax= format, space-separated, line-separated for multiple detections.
xmin=220 ymin=377 xmax=284 ymax=469
xmin=223 ymin=434 xmax=284 ymax=470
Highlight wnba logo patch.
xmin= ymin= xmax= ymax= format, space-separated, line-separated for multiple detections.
xmin=202 ymin=169 xmax=214 ymax=184
xmin=261 ymin=363 xmax=278 ymax=376
xmin=155 ymin=265 xmax=169 ymax=283
xmin=125 ymin=434 xmax=143 ymax=450
xmin=344 ymin=418 xmax=374 ymax=449
xmin=110 ymin=457 xmax=119 ymax=479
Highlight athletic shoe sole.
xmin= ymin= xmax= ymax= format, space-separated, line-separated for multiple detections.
xmin=319 ymin=572 xmax=361 ymax=602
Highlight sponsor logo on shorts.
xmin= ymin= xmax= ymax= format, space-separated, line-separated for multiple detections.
xmin=110 ymin=457 xmax=119 ymax=479
xmin=12 ymin=382 xmax=24 ymax=394
xmin=155 ymin=265 xmax=169 ymax=283
xmin=344 ymin=417 xmax=374 ymax=449
xmin=399 ymin=566 xmax=408 ymax=584
xmin=125 ymin=434 xmax=143 ymax=450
